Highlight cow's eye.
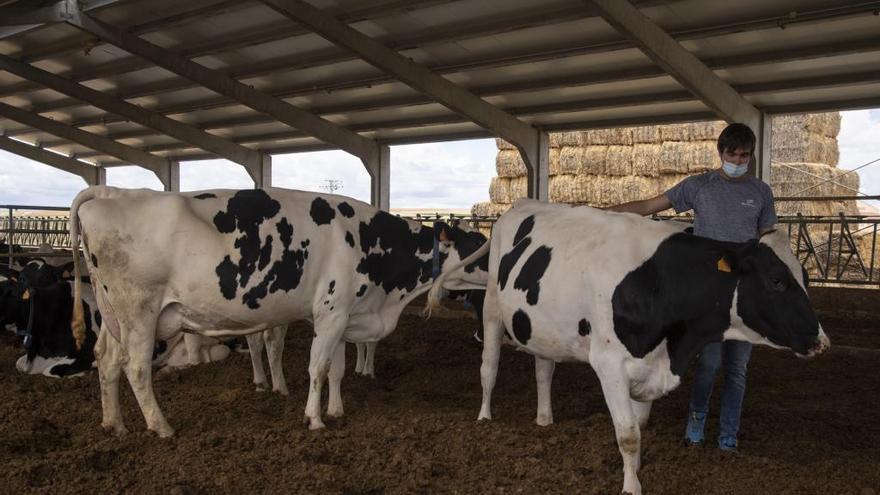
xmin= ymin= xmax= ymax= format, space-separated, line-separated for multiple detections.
xmin=770 ymin=278 xmax=786 ymax=291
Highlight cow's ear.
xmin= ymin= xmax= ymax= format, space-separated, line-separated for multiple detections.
xmin=434 ymin=221 xmax=450 ymax=242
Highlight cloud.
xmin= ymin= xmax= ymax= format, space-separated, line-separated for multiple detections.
xmin=838 ymin=109 xmax=880 ymax=207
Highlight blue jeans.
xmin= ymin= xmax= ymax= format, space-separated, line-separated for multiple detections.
xmin=688 ymin=340 xmax=753 ymax=440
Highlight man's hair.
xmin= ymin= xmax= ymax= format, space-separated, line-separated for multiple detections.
xmin=717 ymin=123 xmax=756 ymax=154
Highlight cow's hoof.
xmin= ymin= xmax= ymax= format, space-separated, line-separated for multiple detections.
xmin=535 ymin=416 xmax=554 ymax=427
xmin=254 ymin=382 xmax=268 ymax=392
xmin=477 ymin=414 xmax=492 ymax=422
xmin=326 ymin=409 xmax=344 ymax=419
xmin=273 ymin=387 xmax=289 ymax=396
xmin=152 ymin=425 xmax=175 ymax=438
xmin=102 ymin=422 xmax=128 ymax=436
xmin=308 ymin=419 xmax=326 ymax=431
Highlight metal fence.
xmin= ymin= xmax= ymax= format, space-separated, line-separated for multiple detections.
xmin=3 ymin=204 xmax=878 ymax=288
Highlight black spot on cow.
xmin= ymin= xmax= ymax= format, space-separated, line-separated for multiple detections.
xmin=90 ymin=254 xmax=98 ymax=268
xmin=338 ymin=202 xmax=355 ymax=218
xmin=345 ymin=231 xmax=355 ymax=248
xmin=514 ymin=246 xmax=552 ymax=305
xmin=512 ymin=309 xmax=532 ymax=344
xmin=578 ymin=319 xmax=591 ymax=336
xmin=94 ymin=309 xmax=102 ymax=328
xmin=328 ymin=280 xmax=336 ymax=295
xmin=194 ymin=193 xmax=216 ymax=200
xmin=152 ymin=340 xmax=167 ymax=360
xmin=323 ymin=300 xmax=329 ymax=305
xmin=513 ymin=215 xmax=535 ymax=246
xmin=258 ymin=235 xmax=273 ymax=271
xmin=435 ymin=222 xmax=488 ymax=273
xmin=330 ymin=306 xmax=334 ymax=311
xmin=216 ymin=256 xmax=238 ymax=300
xmin=356 ymin=211 xmax=439 ymax=293
xmin=301 ymin=239 xmax=310 ymax=248
xmin=356 ymin=284 xmax=367 ymax=297
xmin=212 ymin=190 xmax=281 ymax=295
xmin=240 ymin=217 xmax=309 ymax=309
xmin=499 ymin=238 xmax=531 ymax=290
xmin=310 ymin=197 xmax=336 ymax=226
xmin=102 ymin=285 xmax=108 ymax=292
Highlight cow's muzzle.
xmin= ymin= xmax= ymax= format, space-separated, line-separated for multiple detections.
xmin=797 ymin=333 xmax=830 ymax=359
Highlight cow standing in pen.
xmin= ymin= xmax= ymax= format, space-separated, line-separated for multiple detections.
xmin=69 ymin=186 xmax=486 ymax=437
xmin=429 ymin=199 xmax=828 ymax=495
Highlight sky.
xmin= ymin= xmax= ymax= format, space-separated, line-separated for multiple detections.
xmin=1 ymin=109 xmax=878 ymax=210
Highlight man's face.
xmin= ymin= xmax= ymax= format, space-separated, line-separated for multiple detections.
xmin=720 ymin=147 xmax=752 ymax=166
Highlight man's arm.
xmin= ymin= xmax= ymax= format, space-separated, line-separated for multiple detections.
xmin=605 ymin=194 xmax=673 ymax=217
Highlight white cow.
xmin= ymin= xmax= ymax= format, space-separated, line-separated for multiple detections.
xmin=70 ymin=186 xmax=486 ymax=436
xmin=429 ymin=200 xmax=829 ymax=495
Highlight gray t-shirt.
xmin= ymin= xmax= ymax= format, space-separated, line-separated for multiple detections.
xmin=664 ymin=170 xmax=777 ymax=243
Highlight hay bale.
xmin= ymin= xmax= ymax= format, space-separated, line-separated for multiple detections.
xmin=583 ymin=128 xmax=633 ymax=145
xmin=618 ymin=175 xmax=660 ymax=204
xmin=509 ymin=176 xmax=528 ymax=202
xmin=688 ymin=140 xmax=719 ymax=173
xmin=555 ymin=147 xmax=581 ymax=175
xmin=660 ymin=121 xmax=726 ymax=141
xmin=659 ymin=142 xmax=690 ymax=174
xmin=577 ymin=146 xmax=608 ymax=175
xmin=770 ymin=162 xmax=860 ymax=197
xmin=546 ymin=148 xmax=562 ymax=176
xmin=496 ymin=138 xmax=516 ymax=150
xmin=496 ymin=149 xmax=527 ymax=178
xmin=550 ymin=174 xmax=589 ymax=204
xmin=632 ymin=126 xmax=661 ymax=143
xmin=632 ymin=144 xmax=662 ymax=176
xmin=605 ymin=145 xmax=633 ymax=176
xmin=489 ymin=176 xmax=511 ymax=204
xmin=550 ymin=132 xmax=584 ymax=148
xmin=658 ymin=173 xmax=694 ymax=194
xmin=773 ymin=113 xmax=841 ymax=138
xmin=471 ymin=201 xmax=510 ymax=217
xmin=771 ymin=134 xmax=838 ymax=166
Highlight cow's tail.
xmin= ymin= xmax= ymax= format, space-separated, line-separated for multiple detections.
xmin=424 ymin=240 xmax=490 ymax=318
xmin=70 ymin=187 xmax=100 ymax=350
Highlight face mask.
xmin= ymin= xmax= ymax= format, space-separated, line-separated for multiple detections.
xmin=722 ymin=161 xmax=748 ymax=178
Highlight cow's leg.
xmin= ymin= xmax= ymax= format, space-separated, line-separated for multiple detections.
xmin=246 ymin=332 xmax=268 ymax=391
xmin=631 ymin=399 xmax=653 ymax=431
xmin=478 ymin=285 xmax=503 ymax=421
xmin=183 ymin=333 xmax=202 ymax=366
xmin=326 ymin=341 xmax=346 ymax=418
xmin=534 ymin=355 xmax=556 ymax=426
xmin=355 ymin=342 xmax=366 ymax=374
xmin=95 ymin=327 xmax=127 ymax=435
xmin=122 ymin=322 xmax=174 ymax=438
xmin=595 ymin=366 xmax=642 ymax=495
xmin=264 ymin=325 xmax=288 ymax=395
xmin=362 ymin=341 xmax=376 ymax=377
xmin=303 ymin=313 xmax=348 ymax=430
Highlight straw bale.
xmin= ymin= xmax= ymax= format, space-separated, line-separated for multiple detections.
xmin=577 ymin=146 xmax=608 ymax=175
xmin=769 ymin=162 xmax=860 ymax=198
xmin=471 ymin=201 xmax=510 ymax=217
xmin=547 ymin=148 xmax=561 ymax=176
xmin=489 ymin=177 xmax=510 ymax=204
xmin=605 ymin=145 xmax=634 ymax=176
xmin=617 ymin=175 xmax=660 ymax=204
xmin=508 ymin=176 xmax=528 ymax=202
xmin=687 ymin=140 xmax=720 ymax=173
xmin=773 ymin=113 xmax=841 ymax=138
xmin=583 ymin=128 xmax=633 ymax=145
xmin=496 ymin=138 xmax=516 ymax=150
xmin=631 ymin=144 xmax=661 ymax=176
xmin=555 ymin=147 xmax=581 ymax=176
xmin=496 ymin=149 xmax=527 ymax=178
xmin=550 ymin=132 xmax=584 ymax=148
xmin=660 ymin=121 xmax=726 ymax=142
xmin=771 ymin=134 xmax=838 ymax=166
xmin=658 ymin=142 xmax=690 ymax=174
xmin=632 ymin=126 xmax=662 ymax=143
xmin=549 ymin=174 xmax=588 ymax=204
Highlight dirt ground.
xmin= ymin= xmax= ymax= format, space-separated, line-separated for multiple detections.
xmin=1 ymin=305 xmax=878 ymax=494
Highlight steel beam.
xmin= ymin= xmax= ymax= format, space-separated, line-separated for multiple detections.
xmin=0 ymin=101 xmax=176 ymax=189
xmin=262 ymin=0 xmax=546 ymax=197
xmin=0 ymin=53 xmax=266 ymax=182
xmin=0 ymin=135 xmax=100 ymax=185
xmin=363 ymin=144 xmax=390 ymax=210
xmin=65 ymin=11 xmax=379 ymax=163
xmin=0 ymin=1 xmax=77 ymax=26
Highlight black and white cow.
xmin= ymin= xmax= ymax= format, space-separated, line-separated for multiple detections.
xmin=69 ymin=186 xmax=487 ymax=436
xmin=429 ymin=199 xmax=829 ymax=495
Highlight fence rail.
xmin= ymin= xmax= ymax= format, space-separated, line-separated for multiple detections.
xmin=3 ymin=205 xmax=878 ymax=288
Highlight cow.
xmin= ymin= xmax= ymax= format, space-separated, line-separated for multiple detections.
xmin=14 ymin=276 xmax=231 ymax=377
xmin=69 ymin=186 xmax=487 ymax=437
xmin=428 ymin=199 xmax=829 ymax=495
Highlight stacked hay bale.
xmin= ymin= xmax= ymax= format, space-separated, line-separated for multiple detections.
xmin=473 ymin=113 xmax=859 ymax=219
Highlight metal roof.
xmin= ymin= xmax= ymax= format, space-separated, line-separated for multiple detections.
xmin=1 ymin=0 xmax=879 ymax=168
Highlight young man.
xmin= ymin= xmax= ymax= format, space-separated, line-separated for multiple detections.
xmin=606 ymin=123 xmax=778 ymax=452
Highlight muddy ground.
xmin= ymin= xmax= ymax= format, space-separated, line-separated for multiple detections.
xmin=0 ymin=306 xmax=878 ymax=494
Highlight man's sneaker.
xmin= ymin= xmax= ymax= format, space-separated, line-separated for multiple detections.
xmin=684 ymin=411 xmax=707 ymax=446
xmin=718 ymin=436 xmax=738 ymax=452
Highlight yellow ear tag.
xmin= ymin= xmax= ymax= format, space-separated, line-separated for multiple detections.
xmin=22 ymin=289 xmax=30 ymax=301
xmin=717 ymin=257 xmax=732 ymax=273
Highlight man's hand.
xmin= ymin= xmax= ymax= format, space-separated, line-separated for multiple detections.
xmin=605 ymin=194 xmax=673 ymax=217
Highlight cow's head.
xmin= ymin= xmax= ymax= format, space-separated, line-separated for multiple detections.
xmin=725 ymin=229 xmax=829 ymax=357
xmin=433 ymin=221 xmax=489 ymax=290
